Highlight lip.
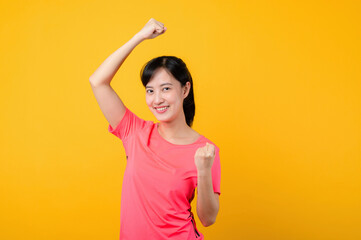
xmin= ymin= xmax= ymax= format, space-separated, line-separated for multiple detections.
xmin=154 ymin=106 xmax=169 ymax=113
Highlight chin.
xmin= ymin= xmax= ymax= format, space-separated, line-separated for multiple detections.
xmin=155 ymin=116 xmax=171 ymax=123
xmin=154 ymin=113 xmax=173 ymax=123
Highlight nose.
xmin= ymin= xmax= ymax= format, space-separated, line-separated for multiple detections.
xmin=154 ymin=91 xmax=164 ymax=105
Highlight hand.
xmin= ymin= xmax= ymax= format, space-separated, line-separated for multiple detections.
xmin=194 ymin=143 xmax=216 ymax=172
xmin=137 ymin=18 xmax=167 ymax=40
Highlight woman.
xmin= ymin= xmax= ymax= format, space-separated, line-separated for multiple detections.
xmin=89 ymin=18 xmax=221 ymax=240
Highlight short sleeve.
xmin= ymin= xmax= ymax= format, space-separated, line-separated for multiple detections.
xmin=212 ymin=146 xmax=221 ymax=196
xmin=108 ymin=107 xmax=146 ymax=140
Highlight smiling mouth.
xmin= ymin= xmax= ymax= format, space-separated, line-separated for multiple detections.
xmin=154 ymin=106 xmax=169 ymax=113
xmin=155 ymin=106 xmax=169 ymax=110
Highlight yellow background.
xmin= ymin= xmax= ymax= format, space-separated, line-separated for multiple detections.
xmin=1 ymin=0 xmax=360 ymax=239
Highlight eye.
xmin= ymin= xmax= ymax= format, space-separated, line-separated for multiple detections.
xmin=146 ymin=89 xmax=153 ymax=93
xmin=163 ymin=87 xmax=170 ymax=91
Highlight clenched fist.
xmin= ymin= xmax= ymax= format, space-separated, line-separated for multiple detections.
xmin=194 ymin=143 xmax=216 ymax=172
xmin=137 ymin=18 xmax=167 ymax=40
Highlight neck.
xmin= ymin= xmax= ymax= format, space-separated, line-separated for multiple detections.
xmin=157 ymin=115 xmax=190 ymax=139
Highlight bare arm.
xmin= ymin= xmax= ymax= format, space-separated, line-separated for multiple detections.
xmin=89 ymin=35 xmax=143 ymax=129
xmin=195 ymin=143 xmax=220 ymax=227
xmin=89 ymin=34 xmax=143 ymax=87
xmin=197 ymin=171 xmax=220 ymax=227
xmin=89 ymin=18 xmax=166 ymax=129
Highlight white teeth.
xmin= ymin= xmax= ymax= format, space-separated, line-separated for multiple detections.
xmin=156 ymin=106 xmax=168 ymax=111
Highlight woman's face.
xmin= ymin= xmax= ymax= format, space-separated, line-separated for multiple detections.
xmin=145 ymin=68 xmax=190 ymax=124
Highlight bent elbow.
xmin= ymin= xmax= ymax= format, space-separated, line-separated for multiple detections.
xmin=201 ymin=217 xmax=216 ymax=227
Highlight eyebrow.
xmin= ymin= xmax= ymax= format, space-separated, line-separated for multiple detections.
xmin=145 ymin=83 xmax=173 ymax=89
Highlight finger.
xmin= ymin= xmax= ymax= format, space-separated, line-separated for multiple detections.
xmin=155 ymin=27 xmax=164 ymax=33
xmin=156 ymin=25 xmax=166 ymax=32
xmin=206 ymin=142 xmax=211 ymax=152
xmin=206 ymin=143 xmax=215 ymax=155
xmin=210 ymin=144 xmax=215 ymax=155
xmin=195 ymin=147 xmax=203 ymax=156
xmin=202 ymin=144 xmax=208 ymax=156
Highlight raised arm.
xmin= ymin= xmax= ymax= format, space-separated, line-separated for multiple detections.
xmin=89 ymin=18 xmax=167 ymax=129
xmin=195 ymin=143 xmax=220 ymax=227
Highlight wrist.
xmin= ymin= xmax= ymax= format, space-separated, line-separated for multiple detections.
xmin=133 ymin=32 xmax=146 ymax=42
xmin=197 ymin=168 xmax=212 ymax=177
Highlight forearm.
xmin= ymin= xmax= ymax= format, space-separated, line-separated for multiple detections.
xmin=89 ymin=33 xmax=144 ymax=86
xmin=196 ymin=169 xmax=219 ymax=226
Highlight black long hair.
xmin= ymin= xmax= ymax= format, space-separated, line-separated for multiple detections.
xmin=140 ymin=56 xmax=195 ymax=127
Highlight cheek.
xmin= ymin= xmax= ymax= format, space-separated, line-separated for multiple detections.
xmin=168 ymin=91 xmax=182 ymax=102
xmin=145 ymin=96 xmax=152 ymax=107
xmin=173 ymin=93 xmax=184 ymax=106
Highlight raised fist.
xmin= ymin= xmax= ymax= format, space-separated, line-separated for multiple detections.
xmin=194 ymin=143 xmax=216 ymax=172
xmin=137 ymin=18 xmax=167 ymax=40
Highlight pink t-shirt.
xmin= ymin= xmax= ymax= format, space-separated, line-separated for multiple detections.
xmin=108 ymin=107 xmax=221 ymax=240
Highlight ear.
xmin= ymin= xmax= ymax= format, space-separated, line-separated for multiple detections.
xmin=183 ymin=81 xmax=191 ymax=99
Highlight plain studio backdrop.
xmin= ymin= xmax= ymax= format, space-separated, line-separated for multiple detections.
xmin=0 ymin=0 xmax=360 ymax=239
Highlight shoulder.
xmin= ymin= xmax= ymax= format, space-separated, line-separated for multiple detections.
xmin=198 ymin=135 xmax=220 ymax=151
